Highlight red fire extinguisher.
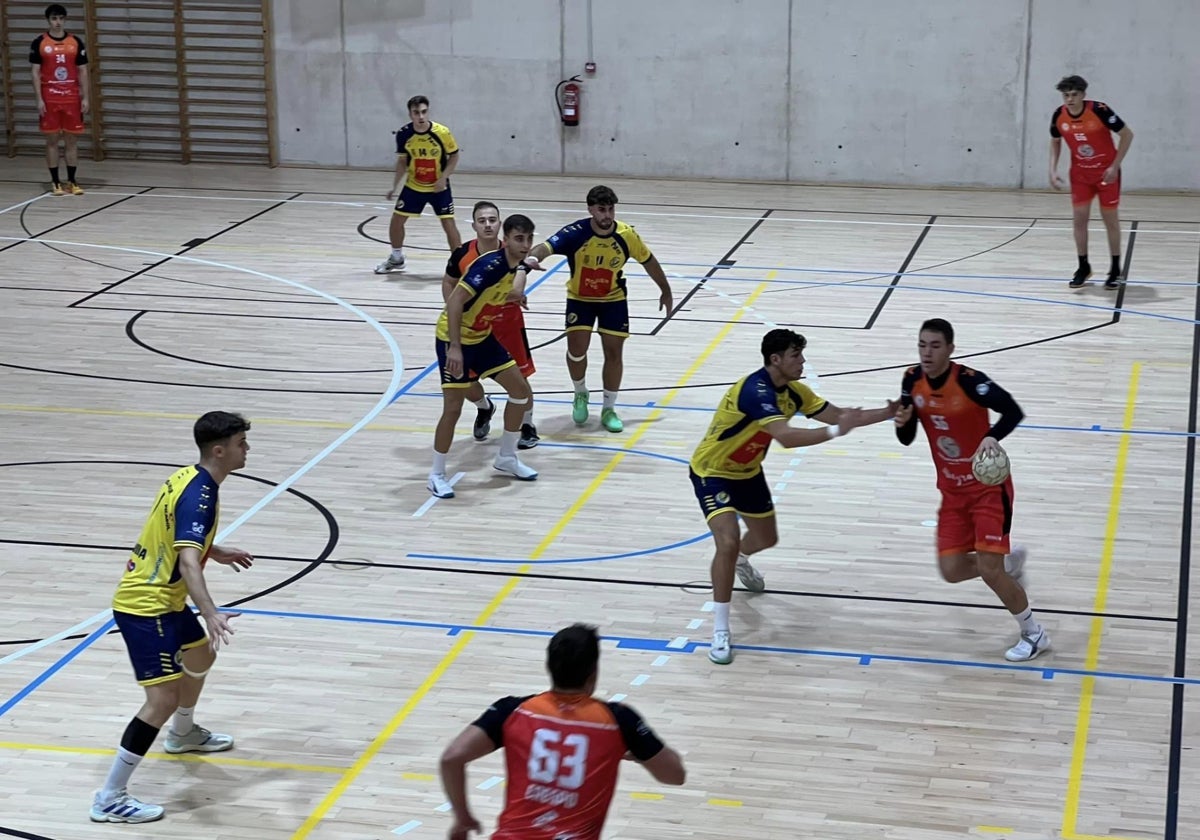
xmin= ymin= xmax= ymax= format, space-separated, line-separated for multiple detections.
xmin=556 ymin=76 xmax=582 ymax=126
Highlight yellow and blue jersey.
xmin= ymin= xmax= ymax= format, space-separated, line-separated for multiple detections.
xmin=112 ymin=465 xmax=219 ymax=616
xmin=436 ymin=250 xmax=520 ymax=344
xmin=542 ymin=219 xmax=652 ymax=303
xmin=690 ymin=369 xmax=827 ymax=479
xmin=396 ymin=121 xmax=459 ymax=192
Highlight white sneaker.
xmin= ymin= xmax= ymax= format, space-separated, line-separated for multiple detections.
xmin=709 ymin=630 xmax=732 ymax=665
xmin=163 ymin=724 xmax=234 ymax=754
xmin=735 ymin=556 xmax=765 ymax=592
xmin=494 ymin=454 xmax=538 ymax=481
xmin=1004 ymin=626 xmax=1051 ymax=662
xmin=1005 ymin=545 xmax=1028 ymax=588
xmin=90 ymin=789 xmax=165 ymax=823
xmin=427 ymin=473 xmax=456 ymax=499
xmin=374 ymin=254 xmax=405 ymax=274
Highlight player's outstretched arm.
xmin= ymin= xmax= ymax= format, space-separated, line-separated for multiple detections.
xmin=818 ymin=400 xmax=899 ymax=429
xmin=766 ymin=407 xmax=871 ymax=449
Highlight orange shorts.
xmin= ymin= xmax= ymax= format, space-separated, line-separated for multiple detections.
xmin=40 ymin=99 xmax=85 ymax=134
xmin=489 ymin=303 xmax=535 ymax=378
xmin=937 ymin=480 xmax=1013 ymax=557
xmin=1070 ymin=166 xmax=1120 ymax=208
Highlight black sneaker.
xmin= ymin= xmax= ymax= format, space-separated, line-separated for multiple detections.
xmin=1068 ymin=264 xmax=1092 ymax=289
xmin=518 ymin=423 xmax=540 ymax=450
xmin=1104 ymin=273 xmax=1122 ymax=290
xmin=472 ymin=398 xmax=496 ymax=441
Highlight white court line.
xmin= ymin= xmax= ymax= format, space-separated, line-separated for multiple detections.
xmin=392 ymin=820 xmax=422 ymax=835
xmin=67 ymin=190 xmax=1200 ymax=236
xmin=686 ymin=618 xmax=704 ymax=630
xmin=477 ymin=775 xmax=504 ymax=790
xmin=0 ymin=194 xmax=49 ymax=215
xmin=0 ymin=234 xmax=405 ymax=667
xmin=412 ymin=472 xmax=466 ymax=517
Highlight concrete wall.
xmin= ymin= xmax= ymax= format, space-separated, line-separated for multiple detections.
xmin=271 ymin=0 xmax=1199 ymax=190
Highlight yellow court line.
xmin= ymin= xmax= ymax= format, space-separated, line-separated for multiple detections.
xmin=707 ymin=798 xmax=743 ymax=808
xmin=629 ymin=792 xmax=665 ymax=801
xmin=291 ymin=281 xmax=772 ymax=838
xmin=975 ymin=828 xmax=1014 ymax=835
xmin=0 ymin=740 xmax=345 ymax=773
xmin=1061 ymin=362 xmax=1140 ymax=840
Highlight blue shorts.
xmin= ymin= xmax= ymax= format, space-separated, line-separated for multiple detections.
xmin=394 ymin=184 xmax=454 ymax=218
xmin=565 ymin=297 xmax=630 ymax=337
xmin=113 ymin=607 xmax=208 ymax=686
xmin=689 ymin=469 xmax=774 ymax=522
xmin=436 ymin=333 xmax=516 ymax=389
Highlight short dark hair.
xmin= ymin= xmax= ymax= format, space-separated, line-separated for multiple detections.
xmin=546 ymin=624 xmax=600 ymax=689
xmin=502 ymin=213 xmax=535 ymax=236
xmin=45 ymin=3 xmax=67 ymax=18
xmin=406 ymin=95 xmax=429 ymax=112
xmin=194 ymin=411 xmax=250 ymax=453
xmin=761 ymin=328 xmax=807 ymax=366
xmin=472 ymin=200 xmax=499 ymax=220
xmin=586 ymin=185 xmax=618 ymax=207
xmin=919 ymin=318 xmax=954 ymax=344
xmin=1056 ymin=75 xmax=1088 ymax=93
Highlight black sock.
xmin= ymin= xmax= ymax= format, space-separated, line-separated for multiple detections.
xmin=1078 ymin=254 xmax=1089 ymax=269
xmin=1110 ymin=255 xmax=1121 ymax=276
xmin=49 ymin=166 xmax=60 ymax=185
xmin=67 ymin=165 xmax=77 ymax=183
xmin=118 ymin=716 xmax=161 ymax=757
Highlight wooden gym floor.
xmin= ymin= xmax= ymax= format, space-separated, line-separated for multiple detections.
xmin=0 ymin=158 xmax=1197 ymax=839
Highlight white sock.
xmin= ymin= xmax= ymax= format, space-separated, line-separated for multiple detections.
xmin=571 ymin=378 xmax=588 ymax=395
xmin=1015 ymin=607 xmax=1040 ymax=636
xmin=499 ymin=430 xmax=519 ymax=457
xmin=472 ymin=395 xmax=492 ymax=410
xmin=602 ymin=389 xmax=618 ymax=411
xmin=170 ymin=705 xmax=194 ymax=737
xmin=432 ymin=450 xmax=447 ymax=476
xmin=523 ymin=409 xmax=534 ymax=426
xmin=391 ymin=248 xmax=404 ymax=260
xmin=713 ymin=601 xmax=731 ymax=634
xmin=101 ymin=747 xmax=143 ymax=799
xmin=737 ymin=552 xmax=750 ymax=566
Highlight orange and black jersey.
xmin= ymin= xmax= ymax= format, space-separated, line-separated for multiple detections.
xmin=473 ymin=692 xmax=665 ymax=840
xmin=445 ymin=238 xmax=497 ymax=281
xmin=896 ymin=363 xmax=1023 ymax=490
xmin=1050 ymin=101 xmax=1125 ymax=170
xmin=29 ymin=32 xmax=88 ymax=101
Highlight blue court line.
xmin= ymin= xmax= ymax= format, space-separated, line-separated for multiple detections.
xmin=405 ymin=441 xmax=706 ymax=565
xmin=0 ymin=619 xmax=115 ymax=719
xmin=646 ymin=261 xmax=1200 ymax=290
xmin=394 ymin=391 xmax=1200 ymax=438
xmin=0 ymin=236 xmax=405 ymax=710
xmin=216 ymin=607 xmax=1200 ymax=689
xmin=388 ymin=259 xmax=566 ymax=404
xmin=408 ymin=532 xmax=710 ymax=565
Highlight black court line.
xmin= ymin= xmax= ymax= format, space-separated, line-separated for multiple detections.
xmin=0 ymin=538 xmax=1176 ymax=627
xmin=1163 ymin=239 xmax=1199 ymax=840
xmin=1111 ymin=219 xmax=1138 ymax=319
xmin=863 ymin=215 xmax=936 ymax=330
xmin=0 ymin=825 xmax=58 ymax=840
xmin=4 ymin=175 xmax=1199 ymax=224
xmin=651 ymin=209 xmax=773 ymax=336
xmin=0 ymin=187 xmax=154 ymax=254
xmin=67 ymin=191 xmax=304 ymax=308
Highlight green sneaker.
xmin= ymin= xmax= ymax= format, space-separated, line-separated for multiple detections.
xmin=572 ymin=392 xmax=589 ymax=425
xmin=600 ymin=407 xmax=624 ymax=433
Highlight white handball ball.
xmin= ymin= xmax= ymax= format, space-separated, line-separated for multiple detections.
xmin=972 ymin=445 xmax=1011 ymax=486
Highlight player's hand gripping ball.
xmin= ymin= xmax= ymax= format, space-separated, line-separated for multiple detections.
xmin=972 ymin=445 xmax=1011 ymax=486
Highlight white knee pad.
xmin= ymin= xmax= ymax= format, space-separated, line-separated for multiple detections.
xmin=507 ymin=396 xmax=529 ymax=406
xmin=183 ymin=662 xmax=212 ymax=679
xmin=566 ymin=351 xmax=586 ymax=362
